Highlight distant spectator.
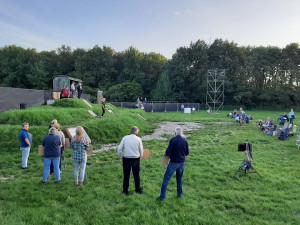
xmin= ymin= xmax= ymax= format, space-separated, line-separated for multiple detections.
xmin=141 ymin=103 xmax=145 ymax=110
xmin=136 ymin=98 xmax=141 ymax=108
xmin=101 ymin=98 xmax=106 ymax=117
xmin=42 ymin=127 xmax=61 ymax=183
xmin=143 ymin=98 xmax=147 ymax=103
xmin=289 ymin=109 xmax=296 ymax=124
xmin=71 ymin=126 xmax=89 ymax=186
xmin=77 ymin=83 xmax=82 ymax=99
xmin=207 ymin=107 xmax=211 ymax=114
xmin=53 ymin=123 xmax=65 ymax=171
xmin=70 ymin=81 xmax=75 ymax=98
xmin=20 ymin=122 xmax=32 ymax=169
xmin=181 ymin=104 xmax=184 ymax=113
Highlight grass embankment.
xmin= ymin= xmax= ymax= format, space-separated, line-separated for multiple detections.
xmin=0 ymin=104 xmax=300 ymax=224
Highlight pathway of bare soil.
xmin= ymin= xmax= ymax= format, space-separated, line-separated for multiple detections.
xmin=91 ymin=122 xmax=204 ymax=155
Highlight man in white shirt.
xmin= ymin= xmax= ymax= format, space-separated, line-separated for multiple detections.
xmin=117 ymin=126 xmax=144 ymax=195
xmin=70 ymin=81 xmax=75 ymax=98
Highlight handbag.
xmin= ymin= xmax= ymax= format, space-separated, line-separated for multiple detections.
xmin=160 ymin=155 xmax=170 ymax=165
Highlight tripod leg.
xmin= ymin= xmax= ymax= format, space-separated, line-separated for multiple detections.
xmin=234 ymin=167 xmax=242 ymax=176
xmin=251 ymin=167 xmax=262 ymax=178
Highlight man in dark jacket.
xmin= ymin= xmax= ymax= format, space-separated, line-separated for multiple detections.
xmin=157 ymin=127 xmax=189 ymax=201
xmin=42 ymin=127 xmax=61 ymax=183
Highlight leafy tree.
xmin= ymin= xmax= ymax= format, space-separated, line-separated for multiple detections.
xmin=151 ymin=71 xmax=172 ymax=101
xmin=107 ymin=82 xmax=143 ymax=102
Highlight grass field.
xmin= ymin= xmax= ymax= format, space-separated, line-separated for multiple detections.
xmin=0 ymin=100 xmax=299 ymax=225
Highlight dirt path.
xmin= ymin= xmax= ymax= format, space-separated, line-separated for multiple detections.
xmin=91 ymin=122 xmax=204 ymax=155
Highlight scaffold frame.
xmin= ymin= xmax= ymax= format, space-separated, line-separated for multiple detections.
xmin=206 ymin=69 xmax=225 ymax=114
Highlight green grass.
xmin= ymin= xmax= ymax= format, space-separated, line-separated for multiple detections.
xmin=0 ymin=103 xmax=300 ymax=224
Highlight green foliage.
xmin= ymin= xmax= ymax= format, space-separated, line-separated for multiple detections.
xmin=1 ymin=40 xmax=300 ymax=108
xmin=107 ymin=81 xmax=143 ymax=102
xmin=151 ymin=71 xmax=172 ymax=101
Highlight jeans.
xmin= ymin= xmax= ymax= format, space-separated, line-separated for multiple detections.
xmin=122 ymin=157 xmax=142 ymax=194
xmin=20 ymin=147 xmax=30 ymax=168
xmin=50 ymin=147 xmax=64 ymax=173
xmin=290 ymin=115 xmax=295 ymax=124
xmin=74 ymin=155 xmax=87 ymax=183
xmin=159 ymin=162 xmax=185 ymax=200
xmin=43 ymin=157 xmax=60 ymax=182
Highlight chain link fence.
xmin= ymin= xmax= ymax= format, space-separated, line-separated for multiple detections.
xmin=109 ymin=102 xmax=200 ymax=112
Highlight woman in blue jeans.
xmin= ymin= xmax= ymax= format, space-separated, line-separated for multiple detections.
xmin=71 ymin=126 xmax=89 ymax=186
xmin=42 ymin=127 xmax=61 ymax=183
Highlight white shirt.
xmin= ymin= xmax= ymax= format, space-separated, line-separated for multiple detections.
xmin=71 ymin=84 xmax=75 ymax=91
xmin=117 ymin=134 xmax=143 ymax=158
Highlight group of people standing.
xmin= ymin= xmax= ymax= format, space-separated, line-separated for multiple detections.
xmin=117 ymin=126 xmax=189 ymax=201
xmin=20 ymin=119 xmax=189 ymax=200
xmin=70 ymin=81 xmax=83 ymax=99
xmin=19 ymin=120 xmax=89 ymax=186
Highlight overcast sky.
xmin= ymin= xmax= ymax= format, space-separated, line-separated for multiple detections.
xmin=0 ymin=0 xmax=299 ymax=58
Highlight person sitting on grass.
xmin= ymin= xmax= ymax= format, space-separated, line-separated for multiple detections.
xmin=261 ymin=117 xmax=271 ymax=131
xmin=71 ymin=126 xmax=89 ymax=186
xmin=42 ymin=127 xmax=61 ymax=183
xmin=241 ymin=113 xmax=249 ymax=124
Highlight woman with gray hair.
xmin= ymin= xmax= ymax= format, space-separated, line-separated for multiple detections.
xmin=42 ymin=127 xmax=61 ymax=183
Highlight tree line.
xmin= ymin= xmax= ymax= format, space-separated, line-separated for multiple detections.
xmin=0 ymin=39 xmax=299 ymax=109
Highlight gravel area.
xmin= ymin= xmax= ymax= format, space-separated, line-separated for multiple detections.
xmin=91 ymin=122 xmax=204 ymax=155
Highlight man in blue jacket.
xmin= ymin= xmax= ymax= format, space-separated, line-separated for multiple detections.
xmin=157 ymin=127 xmax=189 ymax=201
xmin=20 ymin=122 xmax=32 ymax=169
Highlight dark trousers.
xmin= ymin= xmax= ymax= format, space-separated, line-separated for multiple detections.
xmin=102 ymin=108 xmax=105 ymax=117
xmin=122 ymin=157 xmax=141 ymax=193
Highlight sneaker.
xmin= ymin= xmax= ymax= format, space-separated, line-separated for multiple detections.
xmin=56 ymin=180 xmax=61 ymax=183
xmin=177 ymin=194 xmax=183 ymax=198
xmin=156 ymin=197 xmax=165 ymax=201
xmin=22 ymin=167 xmax=29 ymax=170
xmin=41 ymin=181 xmax=46 ymax=184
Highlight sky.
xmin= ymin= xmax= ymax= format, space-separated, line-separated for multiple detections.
xmin=0 ymin=0 xmax=300 ymax=58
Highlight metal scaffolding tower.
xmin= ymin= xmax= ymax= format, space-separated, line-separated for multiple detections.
xmin=206 ymin=69 xmax=225 ymax=114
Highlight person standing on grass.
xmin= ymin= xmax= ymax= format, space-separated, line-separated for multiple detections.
xmin=49 ymin=119 xmax=58 ymax=175
xmin=157 ymin=127 xmax=189 ymax=201
xmin=101 ymin=98 xmax=106 ymax=117
xmin=117 ymin=126 xmax=144 ymax=195
xmin=42 ymin=127 xmax=61 ymax=183
xmin=20 ymin=122 xmax=32 ymax=169
xmin=77 ymin=82 xmax=82 ymax=99
xmin=53 ymin=123 xmax=65 ymax=172
xmin=70 ymin=81 xmax=75 ymax=98
xmin=71 ymin=126 xmax=89 ymax=186
xmin=289 ymin=109 xmax=296 ymax=124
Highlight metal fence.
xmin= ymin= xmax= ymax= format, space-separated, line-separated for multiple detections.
xmin=109 ymin=102 xmax=200 ymax=112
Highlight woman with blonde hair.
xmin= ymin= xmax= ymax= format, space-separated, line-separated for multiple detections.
xmin=71 ymin=126 xmax=89 ymax=186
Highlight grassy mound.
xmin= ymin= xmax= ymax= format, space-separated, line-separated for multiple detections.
xmin=52 ymin=98 xmax=91 ymax=108
xmin=0 ymin=103 xmax=154 ymax=150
